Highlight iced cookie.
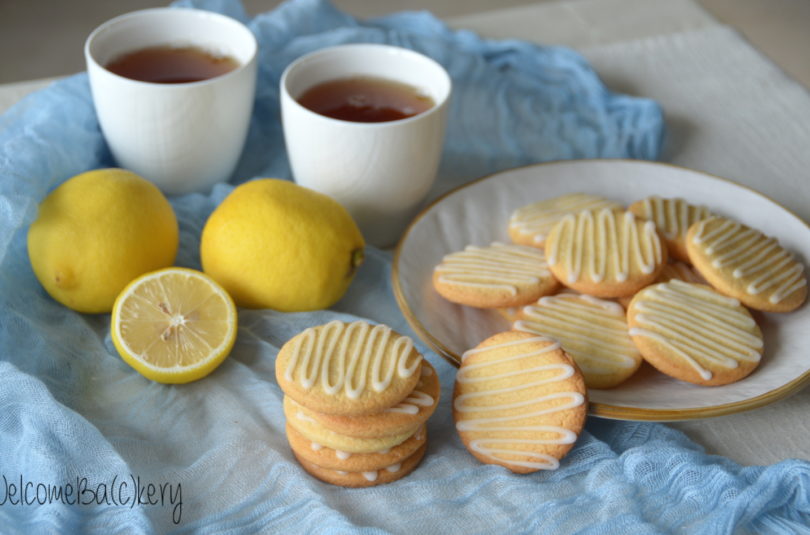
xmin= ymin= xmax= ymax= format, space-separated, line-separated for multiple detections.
xmin=294 ymin=442 xmax=427 ymax=488
xmin=545 ymin=208 xmax=666 ymax=297
xmin=433 ymin=242 xmax=559 ymax=308
xmin=284 ymin=396 xmax=418 ymax=453
xmin=509 ymin=193 xmax=623 ymax=247
xmin=627 ymin=280 xmax=763 ymax=386
xmin=300 ymin=360 xmax=439 ymax=439
xmin=453 ymin=331 xmax=587 ymax=473
xmin=513 ymin=293 xmax=642 ymax=388
xmin=286 ymin=423 xmax=426 ymax=472
xmin=276 ymin=320 xmax=422 ymax=416
xmin=686 ymin=216 xmax=807 ymax=312
xmin=629 ymin=196 xmax=713 ymax=261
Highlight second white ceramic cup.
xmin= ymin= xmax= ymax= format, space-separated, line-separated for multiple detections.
xmin=85 ymin=8 xmax=258 ymax=195
xmin=280 ymin=44 xmax=452 ymax=247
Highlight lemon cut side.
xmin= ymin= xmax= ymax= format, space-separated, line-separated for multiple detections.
xmin=111 ymin=268 xmax=237 ymax=384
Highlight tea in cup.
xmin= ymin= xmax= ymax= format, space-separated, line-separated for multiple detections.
xmin=85 ymin=8 xmax=258 ymax=194
xmin=280 ymin=44 xmax=452 ymax=248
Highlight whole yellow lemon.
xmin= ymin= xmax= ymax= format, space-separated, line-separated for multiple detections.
xmin=27 ymin=168 xmax=178 ymax=313
xmin=200 ymin=179 xmax=365 ymax=311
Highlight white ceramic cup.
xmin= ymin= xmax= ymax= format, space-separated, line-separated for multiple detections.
xmin=85 ymin=8 xmax=258 ymax=195
xmin=280 ymin=44 xmax=452 ymax=248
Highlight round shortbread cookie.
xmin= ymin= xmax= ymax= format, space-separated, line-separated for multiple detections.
xmin=286 ymin=422 xmax=426 ymax=472
xmin=275 ymin=320 xmax=422 ymax=416
xmin=509 ymin=193 xmax=623 ymax=247
xmin=545 ymin=208 xmax=666 ymax=298
xmin=629 ymin=196 xmax=713 ymax=262
xmin=453 ymin=331 xmax=587 ymax=474
xmin=302 ymin=360 xmax=440 ymax=439
xmin=433 ymin=242 xmax=559 ymax=308
xmin=686 ymin=216 xmax=807 ymax=312
xmin=284 ymin=396 xmax=419 ymax=453
xmin=294 ymin=442 xmax=427 ymax=488
xmin=513 ymin=293 xmax=642 ymax=389
xmin=627 ymin=280 xmax=763 ymax=386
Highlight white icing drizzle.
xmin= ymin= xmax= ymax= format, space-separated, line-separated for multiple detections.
xmin=377 ymin=448 xmax=391 ymax=455
xmin=638 ymin=196 xmax=712 ymax=240
xmin=362 ymin=471 xmax=378 ymax=482
xmin=509 ymin=193 xmax=622 ymax=244
xmin=434 ymin=242 xmax=550 ymax=295
xmin=513 ymin=294 xmax=640 ymax=374
xmin=335 ymin=450 xmax=351 ymax=460
xmin=547 ymin=209 xmax=662 ymax=284
xmin=296 ymin=410 xmax=316 ymax=424
xmin=284 ymin=321 xmax=421 ymax=399
xmin=692 ymin=218 xmax=806 ymax=304
xmin=310 ymin=442 xmax=322 ymax=451
xmin=385 ymin=463 xmax=401 ymax=473
xmin=385 ymin=391 xmax=435 ymax=415
xmin=628 ymin=280 xmax=762 ymax=380
xmin=455 ymin=336 xmax=584 ymax=470
xmin=336 ymin=470 xmax=348 ymax=476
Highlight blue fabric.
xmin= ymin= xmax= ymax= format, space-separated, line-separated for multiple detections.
xmin=0 ymin=0 xmax=807 ymax=533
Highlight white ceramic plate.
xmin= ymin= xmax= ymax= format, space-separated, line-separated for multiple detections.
xmin=392 ymin=160 xmax=810 ymax=421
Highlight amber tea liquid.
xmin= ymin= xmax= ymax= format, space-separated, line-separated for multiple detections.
xmin=105 ymin=45 xmax=239 ymax=84
xmin=296 ymin=76 xmax=434 ymax=123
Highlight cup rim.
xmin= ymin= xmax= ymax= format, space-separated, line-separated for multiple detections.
xmin=280 ymin=43 xmax=453 ymax=128
xmin=84 ymin=7 xmax=258 ymax=89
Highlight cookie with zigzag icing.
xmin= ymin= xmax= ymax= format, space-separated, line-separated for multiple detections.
xmin=545 ymin=208 xmax=667 ymax=298
xmin=453 ymin=331 xmax=587 ymax=474
xmin=627 ymin=280 xmax=763 ymax=386
xmin=513 ymin=293 xmax=642 ymax=388
xmin=433 ymin=242 xmax=559 ymax=308
xmin=629 ymin=196 xmax=713 ymax=262
xmin=275 ymin=320 xmax=423 ymax=416
xmin=686 ymin=216 xmax=807 ymax=312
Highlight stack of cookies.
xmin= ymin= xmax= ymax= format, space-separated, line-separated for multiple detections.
xmin=275 ymin=320 xmax=439 ymax=487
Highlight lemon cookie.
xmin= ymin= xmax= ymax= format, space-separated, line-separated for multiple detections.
xmin=509 ymin=193 xmax=623 ymax=247
xmin=294 ymin=442 xmax=427 ymax=488
xmin=545 ymin=208 xmax=666 ymax=298
xmin=453 ymin=331 xmax=587 ymax=473
xmin=286 ymin=423 xmax=426 ymax=472
xmin=686 ymin=216 xmax=807 ymax=312
xmin=284 ymin=397 xmax=419 ymax=453
xmin=513 ymin=293 xmax=642 ymax=388
xmin=433 ymin=242 xmax=559 ymax=308
xmin=627 ymin=280 xmax=763 ymax=386
xmin=629 ymin=196 xmax=713 ymax=262
xmin=300 ymin=360 xmax=439 ymax=439
xmin=275 ymin=320 xmax=422 ymax=416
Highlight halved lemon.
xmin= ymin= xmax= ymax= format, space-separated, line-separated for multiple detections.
xmin=111 ymin=267 xmax=237 ymax=384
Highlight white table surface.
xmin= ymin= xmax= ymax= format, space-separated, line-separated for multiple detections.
xmin=2 ymin=0 xmax=809 ymax=466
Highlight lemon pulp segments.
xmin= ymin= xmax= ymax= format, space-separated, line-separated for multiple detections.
xmin=112 ymin=268 xmax=237 ymax=383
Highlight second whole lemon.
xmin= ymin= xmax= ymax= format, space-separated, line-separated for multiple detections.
xmin=200 ymin=179 xmax=365 ymax=311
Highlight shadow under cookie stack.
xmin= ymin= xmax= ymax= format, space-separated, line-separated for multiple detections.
xmin=275 ymin=320 xmax=439 ymax=487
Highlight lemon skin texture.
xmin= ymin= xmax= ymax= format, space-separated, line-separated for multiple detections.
xmin=200 ymin=179 xmax=365 ymax=312
xmin=27 ymin=168 xmax=179 ymax=313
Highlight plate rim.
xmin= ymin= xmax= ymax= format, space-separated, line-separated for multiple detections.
xmin=391 ymin=158 xmax=810 ymax=422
